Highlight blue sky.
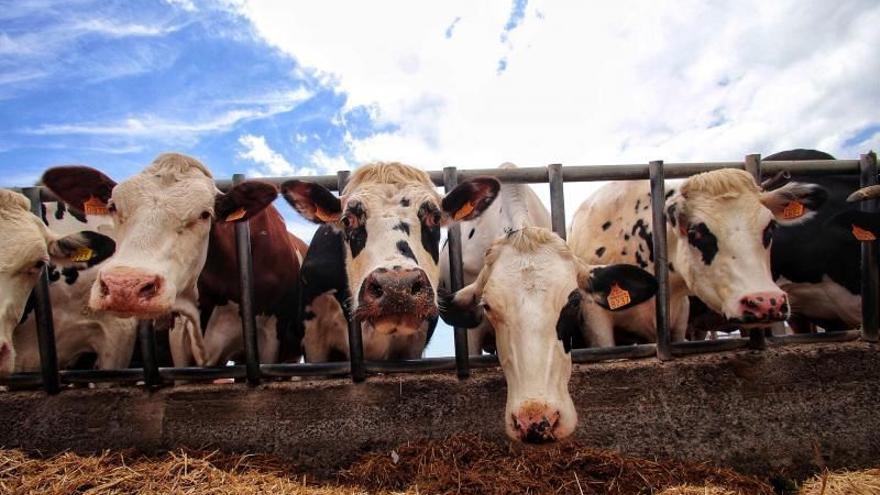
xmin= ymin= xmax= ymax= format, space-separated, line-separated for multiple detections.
xmin=2 ymin=0 xmax=878 ymax=357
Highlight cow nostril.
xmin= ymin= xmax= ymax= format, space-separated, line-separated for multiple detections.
xmin=369 ymin=282 xmax=384 ymax=299
xmin=139 ymin=281 xmax=158 ymax=298
xmin=100 ymin=279 xmax=110 ymax=296
xmin=411 ymin=281 xmax=422 ymax=295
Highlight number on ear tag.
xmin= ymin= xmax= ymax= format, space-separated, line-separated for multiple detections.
xmin=607 ymin=283 xmax=631 ymax=310
xmin=225 ymin=207 xmax=247 ymax=222
xmin=852 ymin=224 xmax=876 ymax=241
xmin=782 ymin=200 xmax=805 ymax=220
xmin=83 ymin=196 xmax=109 ymax=215
xmin=71 ymin=247 xmax=94 ymax=263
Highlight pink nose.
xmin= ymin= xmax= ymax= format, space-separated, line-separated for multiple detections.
xmin=738 ymin=292 xmax=788 ymax=322
xmin=97 ymin=268 xmax=165 ymax=313
xmin=511 ymin=402 xmax=561 ymax=443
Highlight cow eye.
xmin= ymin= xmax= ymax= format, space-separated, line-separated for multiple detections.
xmin=107 ymin=201 xmax=117 ymax=214
xmin=200 ymin=211 xmax=211 ymax=220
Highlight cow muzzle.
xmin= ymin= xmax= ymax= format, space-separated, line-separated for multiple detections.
xmin=728 ymin=291 xmax=789 ymax=325
xmin=92 ymin=267 xmax=171 ymax=317
xmin=356 ymin=267 xmax=438 ymax=335
xmin=510 ymin=401 xmax=562 ymax=443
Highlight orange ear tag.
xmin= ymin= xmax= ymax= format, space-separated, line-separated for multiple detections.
xmin=453 ymin=201 xmax=476 ymax=221
xmin=782 ymin=200 xmax=805 ymax=220
xmin=71 ymin=247 xmax=94 ymax=263
xmin=83 ymin=196 xmax=109 ymax=215
xmin=225 ymin=207 xmax=247 ymax=222
xmin=852 ymin=224 xmax=876 ymax=242
xmin=607 ymin=283 xmax=632 ymax=310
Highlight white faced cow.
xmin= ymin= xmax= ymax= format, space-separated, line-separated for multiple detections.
xmin=42 ymin=153 xmax=278 ymax=366
xmin=439 ymin=162 xmax=552 ymax=355
xmin=15 ymin=201 xmax=138 ymax=373
xmin=442 ymin=226 xmax=657 ymax=442
xmin=282 ymin=162 xmax=500 ymax=361
xmin=569 ymin=168 xmax=826 ymax=346
xmin=0 ymin=189 xmax=114 ymax=375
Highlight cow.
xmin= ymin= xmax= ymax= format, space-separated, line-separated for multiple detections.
xmin=441 ymin=224 xmax=658 ymax=442
xmin=41 ymin=153 xmax=283 ymax=367
xmin=568 ymin=167 xmax=827 ymax=346
xmin=0 ymin=188 xmax=115 ymax=375
xmin=14 ymin=201 xmax=138 ymax=374
xmin=439 ymin=162 xmax=552 ymax=355
xmin=764 ymin=149 xmax=874 ymax=332
xmin=281 ymin=162 xmax=500 ymax=361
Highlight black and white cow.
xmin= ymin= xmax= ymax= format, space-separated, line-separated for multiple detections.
xmin=766 ymin=149 xmax=875 ymax=332
xmin=569 ymin=167 xmax=826 ymax=346
xmin=439 ymin=162 xmax=552 ymax=355
xmin=282 ymin=162 xmax=500 ymax=361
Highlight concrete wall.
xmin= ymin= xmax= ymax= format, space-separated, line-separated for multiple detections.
xmin=1 ymin=342 xmax=878 ymax=479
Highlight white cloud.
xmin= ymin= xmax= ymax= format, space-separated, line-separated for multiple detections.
xmin=309 ymin=149 xmax=349 ymax=174
xmin=232 ymin=0 xmax=879 ymax=172
xmin=238 ymin=134 xmax=316 ymax=177
xmin=165 ymin=0 xmax=197 ymax=12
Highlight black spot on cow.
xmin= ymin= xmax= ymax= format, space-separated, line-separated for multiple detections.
xmin=601 ymin=221 xmax=612 ymax=230
xmin=61 ymin=267 xmax=79 ymax=285
xmin=595 ymin=246 xmax=606 ymax=258
xmin=643 ymin=204 xmax=649 ymax=211
xmin=687 ymin=222 xmax=719 ymax=265
xmin=665 ymin=189 xmax=675 ymax=199
xmin=631 ymin=219 xmax=654 ymax=262
xmin=668 ymin=262 xmax=675 ymax=273
xmin=624 ymin=234 xmax=630 ymax=241
xmin=468 ymin=228 xmax=475 ymax=239
xmin=638 ymin=243 xmax=644 ymax=252
xmin=418 ymin=202 xmax=441 ymax=263
xmin=621 ymin=248 xmax=627 ymax=256
xmin=400 ymin=198 xmax=411 ymax=207
xmin=635 ymin=251 xmax=648 ymax=269
xmin=667 ymin=204 xmax=678 ymax=228
xmin=47 ymin=264 xmax=61 ymax=282
xmin=634 ymin=199 xmax=641 ymax=213
xmin=55 ymin=201 xmax=66 ymax=220
xmin=396 ymin=240 xmax=418 ymax=264
xmin=40 ymin=203 xmax=48 ymax=225
xmin=393 ymin=221 xmax=410 ymax=236
xmin=343 ymin=201 xmax=368 ymax=258
xmin=555 ymin=290 xmax=582 ymax=354
xmin=763 ymin=221 xmax=776 ymax=249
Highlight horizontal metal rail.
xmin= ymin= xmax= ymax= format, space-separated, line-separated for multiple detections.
xmin=2 ymin=156 xmax=873 ymax=392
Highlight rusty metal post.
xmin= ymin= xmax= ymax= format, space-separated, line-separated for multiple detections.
xmin=444 ymin=166 xmax=470 ymax=379
xmin=548 ymin=163 xmax=566 ymax=240
xmin=233 ymin=174 xmax=261 ymax=385
xmin=860 ymin=152 xmax=879 ymax=342
xmin=138 ymin=319 xmax=162 ymax=388
xmin=338 ymin=171 xmax=366 ymax=382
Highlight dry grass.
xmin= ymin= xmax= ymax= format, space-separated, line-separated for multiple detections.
xmin=658 ymin=486 xmax=739 ymax=495
xmin=342 ymin=434 xmax=773 ymax=494
xmin=798 ymin=468 xmax=880 ymax=495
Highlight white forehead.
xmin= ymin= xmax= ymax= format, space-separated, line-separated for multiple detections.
xmin=0 ymin=193 xmax=49 ymax=271
xmin=342 ymin=161 xmax=440 ymax=211
xmin=112 ymin=155 xmax=217 ymax=217
xmin=482 ymin=229 xmax=578 ymax=297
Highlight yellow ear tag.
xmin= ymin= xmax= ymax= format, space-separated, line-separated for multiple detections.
xmin=607 ymin=283 xmax=632 ymax=310
xmin=852 ymin=224 xmax=876 ymax=242
xmin=782 ymin=200 xmax=805 ymax=220
xmin=71 ymin=247 xmax=94 ymax=263
xmin=453 ymin=201 xmax=476 ymax=221
xmin=83 ymin=196 xmax=109 ymax=215
xmin=225 ymin=207 xmax=247 ymax=222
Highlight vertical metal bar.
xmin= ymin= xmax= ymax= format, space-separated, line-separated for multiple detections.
xmin=233 ymin=173 xmax=261 ymax=386
xmin=744 ymin=154 xmax=768 ymax=349
xmin=548 ymin=163 xmax=566 ymax=240
xmin=443 ymin=166 xmax=470 ymax=379
xmin=138 ymin=319 xmax=162 ymax=387
xmin=338 ymin=170 xmax=366 ymax=382
xmin=860 ymin=152 xmax=879 ymax=342
xmin=648 ymin=161 xmax=672 ymax=361
xmin=23 ymin=187 xmax=60 ymax=394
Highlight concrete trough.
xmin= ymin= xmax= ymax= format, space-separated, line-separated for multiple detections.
xmin=0 ymin=341 xmax=878 ymax=479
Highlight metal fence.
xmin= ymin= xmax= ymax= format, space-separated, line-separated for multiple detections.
xmin=3 ymin=153 xmax=878 ymax=393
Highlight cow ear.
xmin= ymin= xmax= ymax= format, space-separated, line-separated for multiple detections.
xmin=215 ymin=181 xmax=278 ymax=223
xmin=280 ymin=180 xmax=342 ymax=224
xmin=441 ymin=176 xmax=500 ymax=223
xmin=826 ymin=210 xmax=880 ymax=242
xmin=48 ymin=231 xmax=116 ymax=268
xmin=555 ymin=289 xmax=582 ymax=354
xmin=760 ymin=182 xmax=827 ymax=225
xmin=438 ymin=284 xmax=483 ymax=328
xmin=42 ymin=166 xmax=117 ymax=216
xmin=583 ymin=264 xmax=658 ymax=311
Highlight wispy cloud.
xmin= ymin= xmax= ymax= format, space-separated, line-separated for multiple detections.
xmin=238 ymin=134 xmax=317 ymax=177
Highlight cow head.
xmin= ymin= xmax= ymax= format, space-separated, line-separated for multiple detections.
xmin=665 ymin=168 xmax=826 ymax=324
xmin=440 ymin=227 xmax=657 ymax=442
xmin=825 ymin=183 xmax=880 ymax=242
xmin=282 ymin=162 xmax=499 ymax=338
xmin=42 ymin=153 xmax=277 ymax=322
xmin=0 ymin=189 xmax=114 ymax=375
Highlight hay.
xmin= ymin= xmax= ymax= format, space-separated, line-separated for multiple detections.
xmin=799 ymin=468 xmax=880 ymax=495
xmin=658 ymin=486 xmax=739 ymax=495
xmin=342 ymin=434 xmax=773 ymax=495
